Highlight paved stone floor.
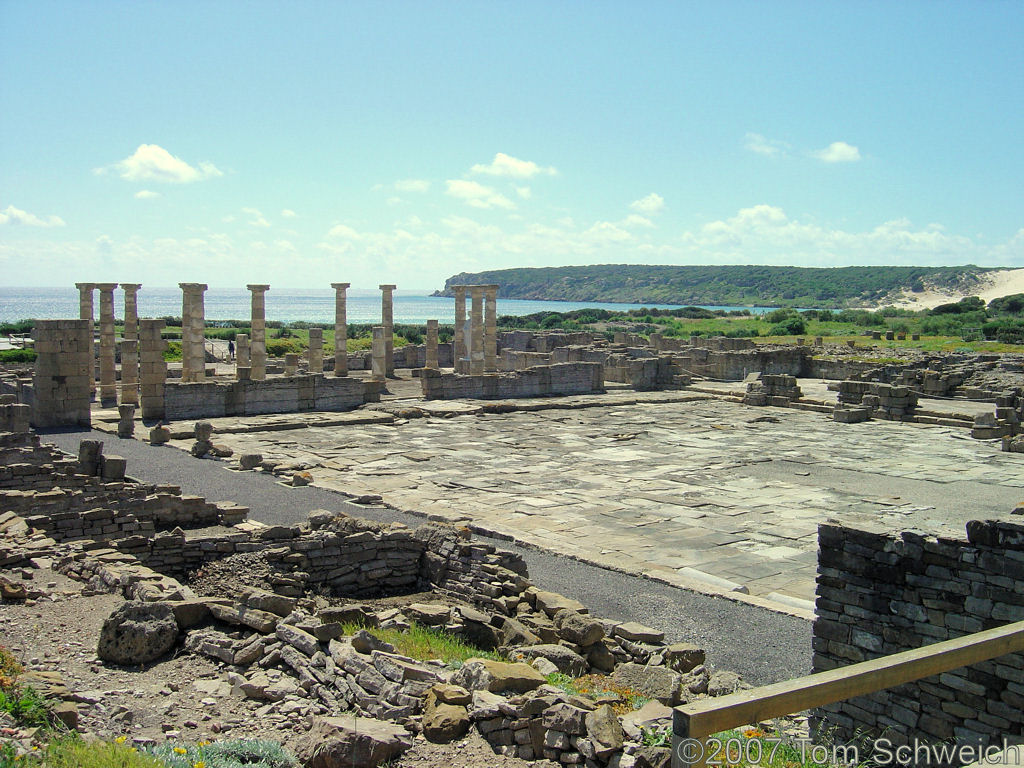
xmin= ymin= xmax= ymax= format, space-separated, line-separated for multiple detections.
xmin=161 ymin=393 xmax=1024 ymax=607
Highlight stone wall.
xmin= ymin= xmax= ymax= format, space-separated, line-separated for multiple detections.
xmin=813 ymin=519 xmax=1024 ymax=750
xmin=163 ymin=375 xmax=380 ymax=420
xmin=31 ymin=319 xmax=92 ymax=428
xmin=420 ymin=363 xmax=605 ymax=400
xmin=676 ymin=347 xmax=809 ymax=381
xmin=498 ymin=331 xmax=596 ymax=353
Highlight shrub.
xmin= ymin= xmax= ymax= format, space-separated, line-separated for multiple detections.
xmin=151 ymin=738 xmax=297 ymax=768
xmin=0 ymin=319 xmax=34 ymax=335
xmin=162 ymin=341 xmax=182 ymax=362
xmin=266 ymin=339 xmax=303 ymax=357
xmin=0 ymin=349 xmax=35 ymax=363
xmin=769 ymin=316 xmax=807 ymax=336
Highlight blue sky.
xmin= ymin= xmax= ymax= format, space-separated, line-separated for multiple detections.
xmin=1 ymin=1 xmax=1022 ymax=290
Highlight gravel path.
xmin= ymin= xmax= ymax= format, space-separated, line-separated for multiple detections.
xmin=39 ymin=427 xmax=812 ymax=686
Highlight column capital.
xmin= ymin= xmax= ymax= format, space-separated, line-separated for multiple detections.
xmin=452 ymin=285 xmax=467 ymax=295
xmin=75 ymin=282 xmax=96 ymax=291
xmin=246 ymin=284 xmax=270 ymax=292
xmin=179 ymin=282 xmax=208 ymax=291
xmin=379 ymin=284 xmax=397 ymax=291
xmin=470 ymin=285 xmax=485 ymax=297
xmin=484 ymin=284 xmax=499 ymax=292
xmin=331 ymin=282 xmax=351 ymax=290
xmin=95 ymin=282 xmax=119 ymax=291
xmin=120 ymin=283 xmax=142 ymax=292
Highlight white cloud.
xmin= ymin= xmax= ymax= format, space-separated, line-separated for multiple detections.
xmin=98 ymin=144 xmax=223 ymax=183
xmin=0 ymin=204 xmax=65 ymax=227
xmin=470 ymin=152 xmax=556 ymax=178
xmin=327 ymin=223 xmax=361 ymax=239
xmin=134 ymin=189 xmax=161 ymax=200
xmin=812 ymin=141 xmax=861 ymax=163
xmin=515 ymin=186 xmax=532 ymax=199
xmin=745 ymin=132 xmax=789 ymax=157
xmin=394 ymin=179 xmax=431 ymax=193
xmin=629 ymin=193 xmax=665 ymax=214
xmin=281 ymin=208 xmax=297 ymax=218
xmin=96 ymin=235 xmax=114 ymax=253
xmin=445 ymin=179 xmax=516 ymax=210
xmin=584 ymin=221 xmax=632 ymax=243
xmin=242 ymin=207 xmax=270 ymax=227
xmin=622 ymin=214 xmax=654 ymax=228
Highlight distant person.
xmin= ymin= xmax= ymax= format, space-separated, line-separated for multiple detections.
xmin=228 ymin=339 xmax=235 ymax=361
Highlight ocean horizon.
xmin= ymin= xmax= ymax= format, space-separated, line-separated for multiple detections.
xmin=0 ymin=286 xmax=778 ymax=325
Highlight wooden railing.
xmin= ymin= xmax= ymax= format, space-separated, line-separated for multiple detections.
xmin=672 ymin=619 xmax=1024 ymax=767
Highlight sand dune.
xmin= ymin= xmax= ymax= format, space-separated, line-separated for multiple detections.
xmin=881 ymin=268 xmax=1024 ymax=310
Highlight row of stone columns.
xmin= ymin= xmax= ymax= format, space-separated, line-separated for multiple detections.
xmin=76 ymin=282 xmax=143 ymax=406
xmin=452 ymin=284 xmax=498 ymax=374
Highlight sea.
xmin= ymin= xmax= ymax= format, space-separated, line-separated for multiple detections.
xmin=0 ymin=286 xmax=776 ymax=325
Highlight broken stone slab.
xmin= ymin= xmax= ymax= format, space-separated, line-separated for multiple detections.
xmin=554 ymin=608 xmax=605 ymax=646
xmin=422 ymin=688 xmax=470 ymax=744
xmin=542 ymin=702 xmax=589 ymax=735
xmin=405 ymin=602 xmax=451 ymax=626
xmin=514 ymin=644 xmax=588 ymax=677
xmin=586 ymin=703 xmax=624 ymax=758
xmin=295 ymin=715 xmax=413 ymax=768
xmin=371 ymin=651 xmax=444 ymax=684
xmin=620 ymin=699 xmax=673 ymax=741
xmin=664 ymin=643 xmax=706 ymax=674
xmin=533 ymin=590 xmax=587 ymax=617
xmin=451 ymin=658 xmax=545 ymax=694
xmin=276 ymin=623 xmax=320 ymax=656
xmin=319 ymin=603 xmax=378 ymax=627
xmin=239 ymin=587 xmax=297 ymax=617
xmin=611 ymin=663 xmax=681 ymax=705
xmin=238 ymin=453 xmax=263 ymax=470
xmin=208 ymin=602 xmax=279 ymax=634
xmin=613 ymin=622 xmax=665 ymax=644
xmin=351 ymin=629 xmax=395 ymax=655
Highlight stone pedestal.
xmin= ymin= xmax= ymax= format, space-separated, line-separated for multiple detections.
xmin=247 ymin=284 xmax=270 ymax=380
xmin=283 ymin=353 xmax=299 ymax=376
xmin=425 ymin=319 xmax=439 ymax=369
xmin=371 ymin=327 xmax=387 ymax=382
xmin=117 ymin=404 xmax=136 ymax=438
xmin=179 ymin=283 xmax=208 ymax=382
xmin=308 ymin=328 xmax=324 ymax=373
xmin=484 ymin=285 xmax=498 ymax=372
xmin=236 ymin=334 xmax=251 ymax=371
xmin=121 ymin=283 xmax=141 ymax=341
xmin=76 ymin=282 xmax=97 ymax=396
xmin=331 ymin=283 xmax=350 ymax=376
xmin=453 ymin=285 xmax=467 ymax=373
xmin=380 ymin=284 xmax=396 ymax=376
xmin=139 ymin=319 xmax=167 ymax=421
xmin=31 ymin=320 xmax=92 ymax=428
xmin=96 ymin=283 xmax=118 ymax=405
xmin=469 ymin=286 xmax=485 ymax=375
xmin=120 ymin=338 xmax=139 ymax=406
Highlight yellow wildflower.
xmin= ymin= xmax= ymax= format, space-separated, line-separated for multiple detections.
xmin=173 ymin=746 xmax=187 ymax=754
xmin=194 ymin=762 xmax=206 ymax=768
xmin=115 ymin=735 xmax=127 ymax=744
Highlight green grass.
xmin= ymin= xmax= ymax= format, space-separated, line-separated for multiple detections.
xmin=340 ymin=621 xmax=506 ymax=667
xmin=0 ymin=737 xmax=163 ymax=768
xmin=698 ymin=728 xmax=840 ymax=768
xmin=0 ymin=646 xmax=51 ymax=729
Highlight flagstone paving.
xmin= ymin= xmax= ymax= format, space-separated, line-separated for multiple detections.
xmin=163 ymin=396 xmax=1024 ymax=606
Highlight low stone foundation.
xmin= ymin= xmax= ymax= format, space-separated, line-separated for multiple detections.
xmin=163 ymin=375 xmax=381 ymax=420
xmin=420 ymin=363 xmax=605 ymax=400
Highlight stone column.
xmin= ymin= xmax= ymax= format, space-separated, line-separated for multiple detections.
xmin=179 ymin=283 xmax=207 ymax=382
xmin=31 ymin=320 xmax=92 ymax=428
xmin=96 ymin=283 xmax=118 ymax=405
xmin=121 ymin=283 xmax=141 ymax=341
xmin=425 ymin=320 xmax=439 ymax=369
xmin=120 ymin=339 xmax=139 ymax=406
xmin=247 ymin=284 xmax=270 ymax=380
xmin=331 ymin=283 xmax=350 ymax=376
xmin=308 ymin=328 xmax=324 ymax=373
xmin=370 ymin=326 xmax=387 ymax=382
xmin=236 ymin=334 xmax=251 ymax=367
xmin=379 ymin=284 xmax=396 ymax=376
xmin=484 ymin=285 xmax=498 ymax=372
xmin=469 ymin=286 xmax=485 ymax=375
xmin=139 ymin=319 xmax=167 ymax=421
xmin=453 ymin=285 xmax=467 ymax=373
xmin=76 ymin=282 xmax=96 ymax=396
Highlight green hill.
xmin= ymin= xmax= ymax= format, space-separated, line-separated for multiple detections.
xmin=434 ymin=264 xmax=997 ymax=308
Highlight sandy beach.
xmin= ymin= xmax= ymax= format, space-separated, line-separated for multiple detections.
xmin=880 ymin=267 xmax=1024 ymax=310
